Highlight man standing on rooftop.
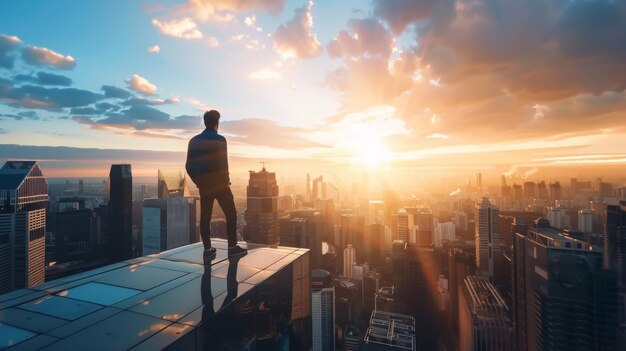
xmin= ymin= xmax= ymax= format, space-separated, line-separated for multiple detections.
xmin=186 ymin=110 xmax=247 ymax=260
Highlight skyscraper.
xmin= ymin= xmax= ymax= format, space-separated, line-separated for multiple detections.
xmin=243 ymin=166 xmax=279 ymax=245
xmin=142 ymin=197 xmax=190 ymax=255
xmin=458 ymin=275 xmax=512 ymax=351
xmin=344 ymin=244 xmax=356 ymax=279
xmin=396 ymin=209 xmax=413 ymax=242
xmin=513 ymin=219 xmax=617 ymax=350
xmin=312 ymin=269 xmax=335 ymax=351
xmin=475 ymin=198 xmax=500 ymax=280
xmin=604 ymin=200 xmax=626 ymax=334
xmin=280 ymin=209 xmax=322 ymax=269
xmin=0 ymin=161 xmax=48 ymax=294
xmin=578 ymin=210 xmax=594 ymax=233
xmin=411 ymin=207 xmax=434 ymax=246
xmin=157 ymin=169 xmax=190 ymax=199
xmin=108 ymin=164 xmax=133 ymax=262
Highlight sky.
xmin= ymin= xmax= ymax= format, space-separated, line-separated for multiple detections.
xmin=1 ymin=0 xmax=626 ymax=178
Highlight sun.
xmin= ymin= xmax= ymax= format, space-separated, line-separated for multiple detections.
xmin=356 ymin=140 xmax=394 ymax=167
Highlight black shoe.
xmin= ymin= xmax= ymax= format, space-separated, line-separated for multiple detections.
xmin=203 ymin=247 xmax=216 ymax=261
xmin=228 ymin=245 xmax=247 ymax=257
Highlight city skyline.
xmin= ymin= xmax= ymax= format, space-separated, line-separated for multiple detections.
xmin=1 ymin=1 xmax=626 ymax=177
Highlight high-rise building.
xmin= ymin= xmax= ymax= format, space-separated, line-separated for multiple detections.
xmin=548 ymin=181 xmax=562 ymax=203
xmin=578 ymin=210 xmax=594 ymax=233
xmin=476 ymin=173 xmax=482 ymax=191
xmin=523 ymin=181 xmax=537 ymax=199
xmin=366 ymin=223 xmax=386 ymax=268
xmin=157 ymin=169 xmax=190 ymax=199
xmin=47 ymin=208 xmax=92 ymax=263
xmin=604 ymin=201 xmax=626 ymax=333
xmin=475 ymin=198 xmax=500 ymax=280
xmin=311 ymin=269 xmax=335 ymax=351
xmin=78 ymin=179 xmax=84 ymax=195
xmin=546 ymin=207 xmax=570 ymax=229
xmin=108 ymin=164 xmax=133 ymax=262
xmin=142 ymin=197 xmax=190 ymax=255
xmin=396 ymin=209 xmax=413 ymax=242
xmin=537 ymin=181 xmax=548 ymax=200
xmin=512 ymin=219 xmax=618 ymax=350
xmin=280 ymin=209 xmax=322 ymax=269
xmin=344 ymin=244 xmax=356 ymax=279
xmin=458 ymin=275 xmax=512 ymax=351
xmin=435 ymin=222 xmax=456 ymax=247
xmin=243 ymin=167 xmax=279 ymax=245
xmin=411 ymin=208 xmax=434 ymax=246
xmin=392 ymin=240 xmax=437 ymax=348
xmin=0 ymin=161 xmax=48 ymax=294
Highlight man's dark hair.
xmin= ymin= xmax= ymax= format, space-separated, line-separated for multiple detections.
xmin=204 ymin=110 xmax=220 ymax=129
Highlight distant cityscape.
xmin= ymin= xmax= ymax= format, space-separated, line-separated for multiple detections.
xmin=1 ymin=159 xmax=624 ymax=350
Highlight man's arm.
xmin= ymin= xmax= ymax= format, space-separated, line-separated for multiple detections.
xmin=220 ymin=138 xmax=231 ymax=185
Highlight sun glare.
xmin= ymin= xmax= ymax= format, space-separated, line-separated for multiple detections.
xmin=356 ymin=140 xmax=394 ymax=167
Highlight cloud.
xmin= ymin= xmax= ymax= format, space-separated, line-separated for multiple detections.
xmin=121 ymin=96 xmax=179 ymax=106
xmin=148 ymin=45 xmax=160 ymax=53
xmin=152 ymin=17 xmax=203 ymax=39
xmin=373 ymin=0 xmax=441 ymax=34
xmin=249 ymin=69 xmax=282 ymax=80
xmin=273 ymin=1 xmax=322 ymax=59
xmin=186 ymin=0 xmax=286 ymax=21
xmin=126 ymin=74 xmax=157 ymax=96
xmin=0 ymin=34 xmax=21 ymax=69
xmin=244 ymin=15 xmax=263 ymax=31
xmin=101 ymin=85 xmax=132 ymax=99
xmin=0 ymin=83 xmax=102 ymax=109
xmin=206 ymin=37 xmax=219 ymax=47
xmin=327 ymin=18 xmax=394 ymax=58
xmin=220 ymin=118 xmax=324 ymax=149
xmin=18 ymin=72 xmax=73 ymax=86
xmin=22 ymin=46 xmax=76 ymax=70
xmin=186 ymin=98 xmax=212 ymax=111
xmin=73 ymin=105 xmax=200 ymax=131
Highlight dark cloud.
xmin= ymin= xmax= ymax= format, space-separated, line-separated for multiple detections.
xmin=95 ymin=102 xmax=120 ymax=111
xmin=0 ymin=111 xmax=39 ymax=120
xmin=101 ymin=85 xmax=132 ymax=99
xmin=69 ymin=107 xmax=100 ymax=115
xmin=0 ymin=34 xmax=21 ymax=69
xmin=13 ymin=72 xmax=72 ymax=86
xmin=73 ymin=105 xmax=200 ymax=131
xmin=0 ymin=83 xmax=102 ymax=109
xmin=35 ymin=72 xmax=72 ymax=86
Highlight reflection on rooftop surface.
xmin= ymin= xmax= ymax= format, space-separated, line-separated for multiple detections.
xmin=0 ymin=239 xmax=311 ymax=350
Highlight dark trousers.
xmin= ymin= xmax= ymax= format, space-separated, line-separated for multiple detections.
xmin=200 ymin=186 xmax=237 ymax=248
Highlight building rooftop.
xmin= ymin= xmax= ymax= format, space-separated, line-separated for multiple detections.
xmin=0 ymin=161 xmax=41 ymax=191
xmin=528 ymin=221 xmax=599 ymax=252
xmin=462 ymin=275 xmax=508 ymax=317
xmin=0 ymin=239 xmax=309 ymax=350
xmin=364 ymin=310 xmax=416 ymax=350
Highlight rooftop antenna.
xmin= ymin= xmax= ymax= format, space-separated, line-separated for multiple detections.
xmin=260 ymin=161 xmax=269 ymax=171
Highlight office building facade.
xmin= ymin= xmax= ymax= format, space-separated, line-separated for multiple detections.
xmin=243 ymin=167 xmax=280 ymax=245
xmin=108 ymin=164 xmax=133 ymax=261
xmin=513 ymin=219 xmax=618 ymax=350
xmin=475 ymin=198 xmax=500 ymax=280
xmin=312 ymin=269 xmax=335 ymax=351
xmin=0 ymin=161 xmax=48 ymax=294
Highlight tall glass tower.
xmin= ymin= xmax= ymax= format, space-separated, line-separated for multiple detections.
xmin=0 ymin=161 xmax=48 ymax=294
